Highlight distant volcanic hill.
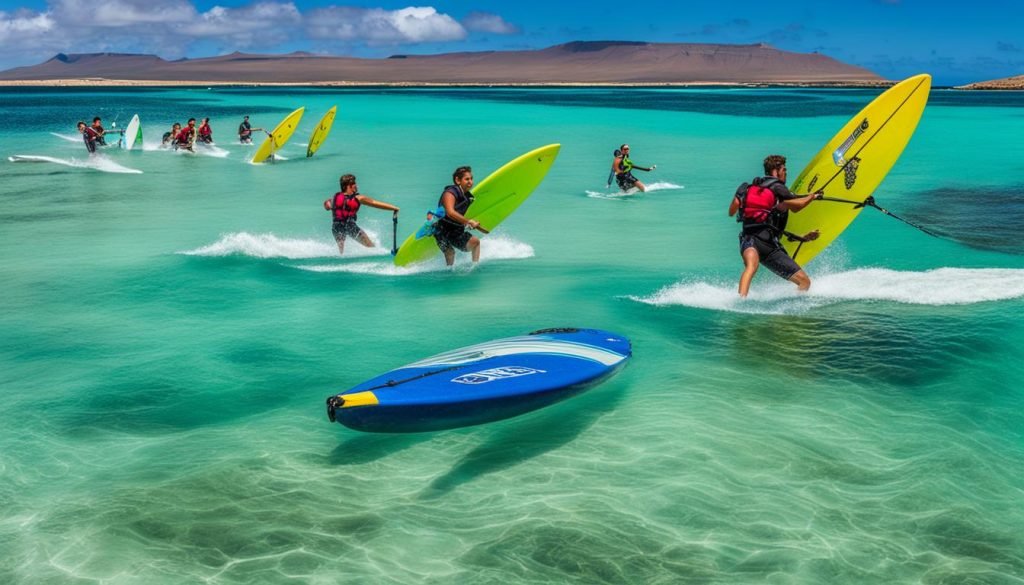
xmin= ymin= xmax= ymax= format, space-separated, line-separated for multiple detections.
xmin=0 ymin=41 xmax=883 ymax=85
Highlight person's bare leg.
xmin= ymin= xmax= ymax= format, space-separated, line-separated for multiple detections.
xmin=789 ymin=270 xmax=811 ymax=292
xmin=443 ymin=248 xmax=456 ymax=266
xmin=469 ymin=237 xmax=481 ymax=263
xmin=739 ymin=247 xmax=760 ymax=297
xmin=635 ymin=180 xmax=647 ymax=192
xmin=334 ymin=237 xmax=346 ymax=256
xmin=355 ymin=232 xmax=374 ymax=248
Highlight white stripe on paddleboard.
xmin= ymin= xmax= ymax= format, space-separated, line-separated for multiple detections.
xmin=407 ymin=337 xmax=627 ymax=368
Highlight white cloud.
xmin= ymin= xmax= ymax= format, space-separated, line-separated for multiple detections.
xmin=306 ymin=6 xmax=466 ymax=44
xmin=188 ymin=2 xmax=301 ymax=44
xmin=463 ymin=11 xmax=520 ymax=35
xmin=0 ymin=10 xmax=55 ymax=42
xmin=52 ymin=0 xmax=196 ymax=26
xmin=0 ymin=2 xmax=516 ymax=69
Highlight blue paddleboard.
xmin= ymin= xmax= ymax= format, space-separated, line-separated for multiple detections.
xmin=326 ymin=328 xmax=631 ymax=433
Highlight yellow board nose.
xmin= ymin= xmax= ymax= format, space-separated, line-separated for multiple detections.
xmin=338 ymin=391 xmax=379 ymax=408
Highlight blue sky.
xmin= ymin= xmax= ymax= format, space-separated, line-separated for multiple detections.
xmin=0 ymin=0 xmax=1020 ymax=85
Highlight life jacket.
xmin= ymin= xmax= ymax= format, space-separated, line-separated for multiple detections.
xmin=616 ymin=154 xmax=633 ymax=175
xmin=737 ymin=177 xmax=783 ymax=231
xmin=331 ymin=192 xmax=360 ymax=222
xmin=437 ymin=185 xmax=473 ymax=228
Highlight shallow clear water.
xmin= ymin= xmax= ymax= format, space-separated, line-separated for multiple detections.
xmin=1 ymin=86 xmax=1023 ymax=584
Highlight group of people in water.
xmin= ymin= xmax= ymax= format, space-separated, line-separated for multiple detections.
xmin=77 ymin=115 xmax=264 ymax=154
xmin=326 ymin=146 xmax=820 ymax=295
xmin=324 ymin=166 xmax=483 ymax=266
xmin=160 ymin=118 xmax=214 ymax=151
xmin=158 ymin=115 xmax=266 ymax=150
xmin=73 ymin=112 xmax=820 ymax=294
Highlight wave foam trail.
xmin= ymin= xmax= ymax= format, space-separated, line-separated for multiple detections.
xmin=180 ymin=232 xmax=387 ymax=259
xmin=586 ymin=181 xmax=684 ymax=199
xmin=50 ymin=132 xmax=80 ymax=143
xmin=645 ymin=181 xmax=685 ymax=192
xmin=196 ymin=145 xmax=230 ymax=158
xmin=296 ymin=235 xmax=535 ymax=276
xmin=629 ymin=268 xmax=1024 ymax=314
xmin=8 ymin=154 xmax=142 ymax=174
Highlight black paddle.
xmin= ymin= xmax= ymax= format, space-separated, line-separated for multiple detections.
xmin=391 ymin=211 xmax=399 ymax=256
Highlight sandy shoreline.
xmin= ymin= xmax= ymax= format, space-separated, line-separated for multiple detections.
xmin=0 ymin=78 xmax=896 ymax=88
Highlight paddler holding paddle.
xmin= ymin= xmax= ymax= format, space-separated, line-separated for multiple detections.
xmin=611 ymin=144 xmax=655 ymax=192
xmin=324 ymin=173 xmax=400 ymax=256
xmin=434 ymin=165 xmax=487 ymax=266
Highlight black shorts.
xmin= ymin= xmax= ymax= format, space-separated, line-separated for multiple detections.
xmin=332 ymin=220 xmax=366 ymax=242
xmin=740 ymin=230 xmax=802 ymax=280
xmin=434 ymin=223 xmax=473 ymax=252
xmin=616 ymin=172 xmax=638 ymax=190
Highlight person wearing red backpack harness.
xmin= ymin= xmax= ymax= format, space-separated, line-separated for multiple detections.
xmin=197 ymin=118 xmax=213 ymax=144
xmin=728 ymin=154 xmax=822 ymax=297
xmin=323 ymin=173 xmax=400 ymax=255
xmin=174 ymin=118 xmax=198 ymax=151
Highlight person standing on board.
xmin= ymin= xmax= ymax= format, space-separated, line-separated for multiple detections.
xmin=197 ymin=118 xmax=213 ymax=144
xmin=162 ymin=123 xmax=181 ymax=146
xmin=612 ymin=144 xmax=655 ymax=192
xmin=434 ymin=166 xmax=486 ymax=266
xmin=323 ymin=173 xmax=400 ymax=255
xmin=174 ymin=118 xmax=198 ymax=151
xmin=238 ymin=116 xmax=262 ymax=144
xmin=728 ymin=154 xmax=821 ymax=297
xmin=77 ymin=121 xmax=100 ymax=155
xmin=90 ymin=117 xmax=109 ymax=146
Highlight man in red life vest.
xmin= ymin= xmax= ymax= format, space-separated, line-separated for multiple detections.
xmin=174 ymin=118 xmax=197 ymax=151
xmin=197 ymin=118 xmax=213 ymax=144
xmin=323 ymin=173 xmax=400 ymax=255
xmin=728 ymin=154 xmax=821 ymax=297
xmin=77 ymin=121 xmax=100 ymax=154
xmin=90 ymin=117 xmax=108 ymax=146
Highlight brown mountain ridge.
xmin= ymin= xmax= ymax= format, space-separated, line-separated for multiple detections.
xmin=0 ymin=41 xmax=884 ymax=85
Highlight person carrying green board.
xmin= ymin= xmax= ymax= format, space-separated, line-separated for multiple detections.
xmin=433 ymin=166 xmax=488 ymax=266
xmin=324 ymin=173 xmax=400 ymax=256
xmin=728 ymin=155 xmax=821 ymax=297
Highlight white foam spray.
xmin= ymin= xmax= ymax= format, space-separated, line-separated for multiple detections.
xmin=628 ymin=267 xmax=1024 ymax=315
xmin=50 ymin=132 xmax=80 ymax=143
xmin=179 ymin=231 xmax=388 ymax=259
xmin=586 ymin=181 xmax=685 ymax=199
xmin=295 ymin=235 xmax=535 ymax=277
xmin=8 ymin=154 xmax=143 ymax=174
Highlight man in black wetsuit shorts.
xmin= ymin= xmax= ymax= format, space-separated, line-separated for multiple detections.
xmin=433 ymin=166 xmax=486 ymax=266
xmin=728 ymin=154 xmax=821 ymax=297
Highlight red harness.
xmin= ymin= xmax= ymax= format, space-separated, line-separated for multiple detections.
xmin=332 ymin=192 xmax=360 ymax=221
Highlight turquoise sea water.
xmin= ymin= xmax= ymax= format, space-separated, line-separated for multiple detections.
xmin=1 ymin=86 xmax=1023 ymax=584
